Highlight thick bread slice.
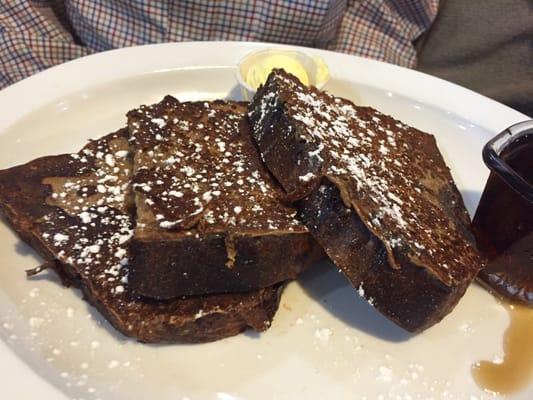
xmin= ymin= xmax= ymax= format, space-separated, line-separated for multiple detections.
xmin=127 ymin=97 xmax=321 ymax=299
xmin=0 ymin=129 xmax=283 ymax=343
xmin=248 ymin=69 xmax=483 ymax=332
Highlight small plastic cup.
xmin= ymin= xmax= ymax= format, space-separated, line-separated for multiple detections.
xmin=472 ymin=119 xmax=533 ymax=305
xmin=236 ymin=48 xmax=330 ymax=100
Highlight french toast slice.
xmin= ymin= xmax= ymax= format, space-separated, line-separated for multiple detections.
xmin=248 ymin=69 xmax=483 ymax=332
xmin=0 ymin=129 xmax=283 ymax=343
xmin=127 ymin=97 xmax=321 ymax=299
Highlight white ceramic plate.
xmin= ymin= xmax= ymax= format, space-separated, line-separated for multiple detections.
xmin=0 ymin=42 xmax=530 ymax=400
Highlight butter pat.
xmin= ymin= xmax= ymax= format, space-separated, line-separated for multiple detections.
xmin=245 ymin=54 xmax=310 ymax=89
xmin=237 ymin=48 xmax=330 ymax=100
xmin=313 ymin=56 xmax=329 ymax=89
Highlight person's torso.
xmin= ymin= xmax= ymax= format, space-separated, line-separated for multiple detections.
xmin=64 ymin=0 xmax=348 ymax=50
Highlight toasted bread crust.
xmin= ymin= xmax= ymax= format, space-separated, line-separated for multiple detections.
xmin=127 ymin=97 xmax=322 ymax=298
xmin=298 ymin=180 xmax=468 ymax=332
xmin=130 ymin=231 xmax=318 ymax=298
xmin=0 ymin=129 xmax=284 ymax=343
xmin=248 ymin=69 xmax=483 ymax=332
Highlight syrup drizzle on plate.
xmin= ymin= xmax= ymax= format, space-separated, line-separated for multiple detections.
xmin=472 ymin=303 xmax=533 ymax=394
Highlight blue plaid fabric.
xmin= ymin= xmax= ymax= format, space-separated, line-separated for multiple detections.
xmin=0 ymin=0 xmax=438 ymax=89
xmin=331 ymin=0 xmax=438 ymax=66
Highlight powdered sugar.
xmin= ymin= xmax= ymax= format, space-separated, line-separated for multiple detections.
xmin=130 ymin=99 xmax=304 ymax=233
xmin=251 ymin=71 xmax=480 ymax=285
xmin=40 ymin=132 xmax=134 ymax=296
xmin=53 ymin=233 xmax=69 ymax=246
xmin=299 ymin=172 xmax=315 ymax=182
xmin=151 ymin=118 xmax=166 ymax=128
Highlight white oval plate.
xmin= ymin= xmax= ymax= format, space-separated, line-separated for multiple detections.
xmin=0 ymin=42 xmax=530 ymax=400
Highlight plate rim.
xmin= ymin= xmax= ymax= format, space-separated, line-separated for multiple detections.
xmin=0 ymin=41 xmax=528 ymax=136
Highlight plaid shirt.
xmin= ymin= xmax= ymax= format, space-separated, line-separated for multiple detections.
xmin=0 ymin=0 xmax=438 ymax=89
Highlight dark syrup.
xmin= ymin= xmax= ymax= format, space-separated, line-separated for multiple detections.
xmin=472 ymin=134 xmax=533 ymax=394
xmin=472 ymin=134 xmax=533 ymax=305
